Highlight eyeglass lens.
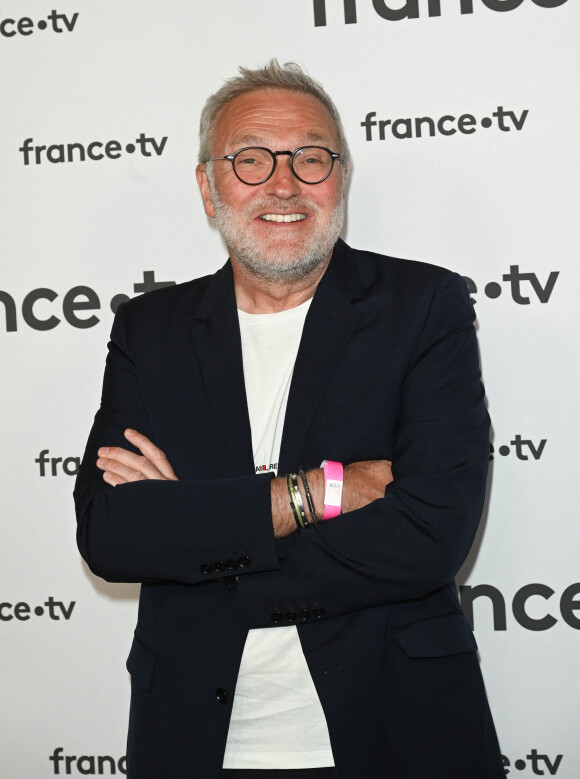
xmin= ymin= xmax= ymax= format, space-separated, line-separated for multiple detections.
xmin=233 ymin=147 xmax=334 ymax=184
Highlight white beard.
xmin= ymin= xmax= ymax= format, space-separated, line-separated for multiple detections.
xmin=208 ymin=177 xmax=346 ymax=284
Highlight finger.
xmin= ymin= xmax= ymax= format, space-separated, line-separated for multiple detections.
xmin=97 ymin=447 xmax=164 ymax=481
xmin=124 ymin=429 xmax=178 ymax=480
xmin=97 ymin=457 xmax=148 ymax=483
xmin=102 ymin=469 xmax=129 ymax=487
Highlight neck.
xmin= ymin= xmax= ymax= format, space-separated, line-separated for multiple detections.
xmin=231 ymin=252 xmax=331 ymax=314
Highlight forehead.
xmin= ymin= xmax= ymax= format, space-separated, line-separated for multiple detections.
xmin=212 ymin=88 xmax=339 ymax=152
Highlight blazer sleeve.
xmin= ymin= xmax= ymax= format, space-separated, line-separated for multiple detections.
xmin=237 ymin=271 xmax=491 ymax=627
xmin=74 ymin=303 xmax=281 ymax=584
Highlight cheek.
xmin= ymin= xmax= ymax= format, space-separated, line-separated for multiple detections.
xmin=214 ymin=171 xmax=250 ymax=204
xmin=220 ymin=187 xmax=256 ymax=217
xmin=316 ymin=179 xmax=344 ymax=210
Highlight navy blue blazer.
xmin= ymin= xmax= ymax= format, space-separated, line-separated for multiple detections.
xmin=75 ymin=239 xmax=505 ymax=778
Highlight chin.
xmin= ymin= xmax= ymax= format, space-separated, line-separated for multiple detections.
xmin=236 ymin=246 xmax=330 ymax=284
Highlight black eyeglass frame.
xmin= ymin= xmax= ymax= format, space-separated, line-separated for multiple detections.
xmin=203 ymin=145 xmax=342 ymax=186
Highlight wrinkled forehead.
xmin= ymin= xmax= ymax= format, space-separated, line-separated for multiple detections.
xmin=212 ymin=89 xmax=340 ymax=154
xmin=226 ymin=131 xmax=332 ymax=150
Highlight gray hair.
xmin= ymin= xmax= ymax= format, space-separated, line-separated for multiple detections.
xmin=198 ymin=59 xmax=351 ymax=168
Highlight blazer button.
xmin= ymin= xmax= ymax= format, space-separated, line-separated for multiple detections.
xmin=285 ymin=610 xmax=297 ymax=624
xmin=312 ymin=607 xmax=326 ymax=619
xmin=271 ymin=610 xmax=283 ymax=624
xmin=298 ymin=610 xmax=311 ymax=622
xmin=239 ymin=555 xmax=251 ymax=568
xmin=226 ymin=557 xmax=239 ymax=571
xmin=213 ymin=560 xmax=226 ymax=573
xmin=200 ymin=562 xmax=212 ymax=575
xmin=225 ymin=576 xmax=238 ymax=589
xmin=216 ymin=688 xmax=229 ymax=704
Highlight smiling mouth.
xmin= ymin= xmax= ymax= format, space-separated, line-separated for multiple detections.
xmin=259 ymin=213 xmax=307 ymax=223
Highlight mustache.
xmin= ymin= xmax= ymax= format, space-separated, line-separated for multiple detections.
xmin=244 ymin=197 xmax=321 ymax=216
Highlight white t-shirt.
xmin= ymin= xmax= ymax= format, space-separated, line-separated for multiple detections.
xmin=222 ymin=299 xmax=335 ymax=770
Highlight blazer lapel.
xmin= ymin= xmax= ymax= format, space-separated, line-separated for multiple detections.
xmin=189 ymin=261 xmax=254 ymax=476
xmin=278 ymin=240 xmax=363 ymax=473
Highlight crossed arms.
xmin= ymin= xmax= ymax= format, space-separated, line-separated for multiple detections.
xmin=95 ymin=429 xmax=393 ymax=539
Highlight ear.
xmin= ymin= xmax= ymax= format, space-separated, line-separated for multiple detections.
xmin=196 ymin=164 xmax=216 ymax=218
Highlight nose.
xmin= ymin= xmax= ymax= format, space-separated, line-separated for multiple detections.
xmin=265 ymin=154 xmax=302 ymax=199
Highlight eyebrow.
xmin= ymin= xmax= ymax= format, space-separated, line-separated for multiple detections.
xmin=229 ymin=134 xmax=264 ymax=148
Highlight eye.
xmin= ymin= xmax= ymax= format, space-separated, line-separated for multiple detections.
xmin=294 ymin=148 xmax=329 ymax=167
xmin=304 ymin=154 xmax=325 ymax=165
xmin=234 ymin=149 xmax=270 ymax=169
xmin=237 ymin=156 xmax=258 ymax=166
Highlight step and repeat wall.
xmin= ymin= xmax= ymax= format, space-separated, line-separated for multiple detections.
xmin=2 ymin=1 xmax=578 ymax=776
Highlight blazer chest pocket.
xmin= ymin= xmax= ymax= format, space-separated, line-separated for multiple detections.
xmin=393 ymin=612 xmax=477 ymax=658
xmin=126 ymin=634 xmax=157 ymax=690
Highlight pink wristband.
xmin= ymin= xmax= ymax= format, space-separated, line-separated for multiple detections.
xmin=320 ymin=460 xmax=343 ymax=520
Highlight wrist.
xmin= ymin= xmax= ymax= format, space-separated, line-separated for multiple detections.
xmin=271 ymin=476 xmax=297 ymax=538
xmin=320 ymin=460 xmax=344 ymax=519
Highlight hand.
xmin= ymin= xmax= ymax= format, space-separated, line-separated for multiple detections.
xmin=341 ymin=459 xmax=393 ymax=513
xmin=302 ymin=459 xmax=393 ymax=517
xmin=96 ymin=429 xmax=178 ymax=486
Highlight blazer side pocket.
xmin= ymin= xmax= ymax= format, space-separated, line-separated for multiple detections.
xmin=393 ymin=612 xmax=477 ymax=658
xmin=126 ymin=633 xmax=157 ymax=690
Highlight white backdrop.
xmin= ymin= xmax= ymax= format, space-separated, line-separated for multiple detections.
xmin=2 ymin=1 xmax=578 ymax=776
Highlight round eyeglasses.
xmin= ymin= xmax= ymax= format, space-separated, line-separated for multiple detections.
xmin=203 ymin=146 xmax=341 ymax=186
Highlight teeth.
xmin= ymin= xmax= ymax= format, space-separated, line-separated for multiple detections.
xmin=260 ymin=213 xmax=306 ymax=223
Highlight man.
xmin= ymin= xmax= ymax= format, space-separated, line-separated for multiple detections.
xmin=75 ymin=60 xmax=505 ymax=778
